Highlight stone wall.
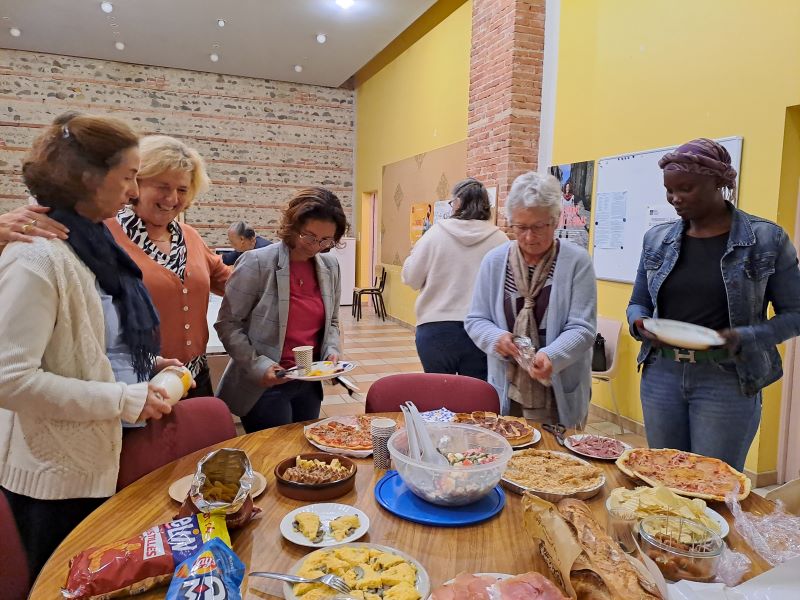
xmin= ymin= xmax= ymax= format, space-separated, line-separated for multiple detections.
xmin=0 ymin=49 xmax=354 ymax=246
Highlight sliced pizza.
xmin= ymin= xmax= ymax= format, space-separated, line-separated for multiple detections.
xmin=454 ymin=411 xmax=535 ymax=446
xmin=306 ymin=419 xmax=373 ymax=451
xmin=616 ymin=448 xmax=751 ymax=502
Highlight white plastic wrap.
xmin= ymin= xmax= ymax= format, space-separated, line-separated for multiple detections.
xmin=726 ymin=496 xmax=800 ymax=567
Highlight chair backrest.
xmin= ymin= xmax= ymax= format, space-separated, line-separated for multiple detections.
xmin=594 ymin=316 xmax=622 ymax=377
xmin=365 ymin=373 xmax=500 ymax=413
xmin=0 ymin=492 xmax=30 ymax=600
xmin=377 ymin=267 xmax=387 ymax=292
xmin=117 ymin=396 xmax=237 ymax=491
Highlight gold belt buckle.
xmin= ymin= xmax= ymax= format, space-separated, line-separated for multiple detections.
xmin=673 ymin=348 xmax=696 ymax=363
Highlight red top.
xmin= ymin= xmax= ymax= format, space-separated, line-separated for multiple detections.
xmin=280 ymin=260 xmax=326 ymax=367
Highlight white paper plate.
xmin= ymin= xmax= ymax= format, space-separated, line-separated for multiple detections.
xmin=279 ymin=503 xmax=369 ymax=548
xmin=642 ymin=318 xmax=725 ymax=350
xmin=604 ymin=497 xmax=729 ymax=538
xmin=304 ymin=416 xmax=373 ymax=458
xmin=168 ymin=471 xmax=267 ymax=503
xmin=564 ymin=433 xmax=632 ymax=460
xmin=285 ymin=361 xmax=355 ymax=382
xmin=509 ymin=427 xmax=542 ymax=449
xmin=282 ymin=542 xmax=430 ymax=600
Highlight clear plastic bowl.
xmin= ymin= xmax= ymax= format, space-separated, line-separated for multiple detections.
xmin=638 ymin=515 xmax=723 ymax=582
xmin=387 ymin=423 xmax=513 ymax=506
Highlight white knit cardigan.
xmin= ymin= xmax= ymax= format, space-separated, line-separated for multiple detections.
xmin=0 ymin=239 xmax=148 ymax=499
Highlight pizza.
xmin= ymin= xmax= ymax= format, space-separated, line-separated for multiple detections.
xmin=454 ymin=411 xmax=535 ymax=446
xmin=616 ymin=448 xmax=751 ymax=502
xmin=305 ymin=416 xmax=376 ymax=451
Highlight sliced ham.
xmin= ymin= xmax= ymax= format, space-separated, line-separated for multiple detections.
xmin=495 ymin=572 xmax=568 ymax=600
xmin=430 ymin=572 xmax=496 ymax=600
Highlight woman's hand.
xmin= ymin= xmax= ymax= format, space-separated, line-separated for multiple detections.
xmin=717 ymin=328 xmax=742 ymax=354
xmin=495 ymin=333 xmax=520 ymax=359
xmin=262 ymin=364 xmax=290 ymax=387
xmin=137 ymin=384 xmax=173 ymax=421
xmin=0 ymin=205 xmax=70 ymax=246
xmin=633 ymin=318 xmax=662 ymax=347
xmin=154 ymin=356 xmax=183 ymax=372
xmin=529 ymin=351 xmax=553 ymax=382
xmin=326 ymin=353 xmax=339 ymax=364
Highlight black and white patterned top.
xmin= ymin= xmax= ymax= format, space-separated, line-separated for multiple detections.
xmin=117 ymin=207 xmax=187 ymax=281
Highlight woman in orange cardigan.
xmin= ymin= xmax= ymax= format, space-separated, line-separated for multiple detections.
xmin=107 ymin=135 xmax=231 ymax=397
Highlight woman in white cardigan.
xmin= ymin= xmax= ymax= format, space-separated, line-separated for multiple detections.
xmin=402 ymin=178 xmax=508 ymax=379
xmin=465 ymin=172 xmax=596 ymax=426
xmin=0 ymin=114 xmax=173 ymax=579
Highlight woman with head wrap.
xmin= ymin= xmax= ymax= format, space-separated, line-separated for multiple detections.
xmin=627 ymin=138 xmax=800 ymax=471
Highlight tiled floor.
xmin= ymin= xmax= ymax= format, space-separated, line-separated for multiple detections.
xmin=321 ymin=309 xmax=650 ymax=450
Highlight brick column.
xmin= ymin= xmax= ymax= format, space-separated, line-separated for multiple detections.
xmin=467 ymin=0 xmax=545 ymax=226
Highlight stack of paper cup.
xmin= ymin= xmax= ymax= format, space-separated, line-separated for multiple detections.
xmin=292 ymin=345 xmax=314 ymax=371
xmin=371 ymin=418 xmax=396 ymax=470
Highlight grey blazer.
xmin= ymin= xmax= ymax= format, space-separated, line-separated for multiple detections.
xmin=215 ymin=242 xmax=341 ymax=416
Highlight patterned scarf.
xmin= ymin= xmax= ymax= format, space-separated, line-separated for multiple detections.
xmin=658 ymin=138 xmax=737 ymax=188
xmin=507 ymin=240 xmax=558 ymax=409
xmin=50 ymin=209 xmax=160 ymax=381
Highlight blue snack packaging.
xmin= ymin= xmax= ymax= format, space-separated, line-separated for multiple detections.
xmin=166 ymin=537 xmax=244 ymax=600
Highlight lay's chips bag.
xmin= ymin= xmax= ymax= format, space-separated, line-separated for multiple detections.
xmin=166 ymin=538 xmax=244 ymax=600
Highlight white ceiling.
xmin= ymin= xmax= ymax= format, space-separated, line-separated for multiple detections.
xmin=0 ymin=0 xmax=438 ymax=87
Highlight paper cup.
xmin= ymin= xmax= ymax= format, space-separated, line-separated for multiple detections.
xmin=370 ymin=418 xmax=397 ymax=435
xmin=292 ymin=346 xmax=313 ymax=370
xmin=371 ymin=419 xmax=395 ymax=470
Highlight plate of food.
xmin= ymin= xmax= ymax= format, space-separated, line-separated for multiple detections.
xmin=501 ymin=449 xmax=605 ymax=501
xmin=304 ymin=415 xmax=377 ymax=458
xmin=641 ymin=318 xmax=725 ymax=350
xmin=429 ymin=572 xmax=566 ymax=600
xmin=274 ymin=453 xmax=357 ymax=501
xmin=606 ymin=486 xmax=729 ymax=538
xmin=564 ymin=433 xmax=632 ymax=460
xmin=279 ymin=503 xmax=369 ymax=548
xmin=453 ymin=411 xmax=541 ymax=448
xmin=284 ymin=360 xmax=355 ymax=382
xmin=167 ymin=471 xmax=267 ymax=503
xmin=616 ymin=448 xmax=751 ymax=501
xmin=283 ymin=542 xmax=430 ymax=600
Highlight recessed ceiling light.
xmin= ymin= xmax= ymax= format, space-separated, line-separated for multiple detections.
xmin=217 ymin=19 xmax=225 ymax=27
xmin=100 ymin=2 xmax=113 ymax=14
xmin=316 ymin=33 xmax=327 ymax=44
xmin=211 ymin=43 xmax=220 ymax=48
xmin=336 ymin=0 xmax=354 ymax=8
xmin=209 ymin=53 xmax=220 ymax=62
xmin=294 ymin=64 xmax=303 ymax=73
xmin=9 ymin=27 xmax=21 ymax=37
xmin=114 ymin=41 xmax=125 ymax=50
xmin=110 ymin=23 xmax=118 ymax=28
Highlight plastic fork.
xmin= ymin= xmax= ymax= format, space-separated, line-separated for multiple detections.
xmin=405 ymin=401 xmax=448 ymax=466
xmin=249 ymin=571 xmax=350 ymax=594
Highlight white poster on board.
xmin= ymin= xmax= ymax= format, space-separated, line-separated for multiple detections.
xmin=594 ymin=191 xmax=627 ymax=250
xmin=646 ymin=204 xmax=677 ymax=229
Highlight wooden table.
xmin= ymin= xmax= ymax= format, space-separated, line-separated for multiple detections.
xmin=31 ymin=416 xmax=775 ymax=598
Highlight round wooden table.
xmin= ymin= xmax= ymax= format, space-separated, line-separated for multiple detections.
xmin=31 ymin=416 xmax=774 ymax=598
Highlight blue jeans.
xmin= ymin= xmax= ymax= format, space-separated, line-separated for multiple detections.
xmin=416 ymin=321 xmax=488 ymax=380
xmin=641 ymin=354 xmax=761 ymax=471
xmin=241 ymin=380 xmax=322 ymax=433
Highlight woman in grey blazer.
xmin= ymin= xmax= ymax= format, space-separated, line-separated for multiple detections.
xmin=215 ymin=188 xmax=346 ymax=431
xmin=465 ymin=172 xmax=597 ymax=427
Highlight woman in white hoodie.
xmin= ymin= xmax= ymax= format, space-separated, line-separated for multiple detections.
xmin=402 ymin=178 xmax=508 ymax=379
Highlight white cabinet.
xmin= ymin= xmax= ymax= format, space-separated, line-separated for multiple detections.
xmin=330 ymin=237 xmax=356 ymax=306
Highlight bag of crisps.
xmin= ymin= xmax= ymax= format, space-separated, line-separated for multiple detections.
xmin=166 ymin=538 xmax=244 ymax=600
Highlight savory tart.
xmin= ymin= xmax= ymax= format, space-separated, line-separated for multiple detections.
xmin=330 ymin=514 xmax=361 ymax=541
xmin=503 ymin=449 xmax=603 ymax=495
xmin=453 ymin=411 xmax=535 ymax=446
xmin=294 ymin=512 xmax=324 ymax=543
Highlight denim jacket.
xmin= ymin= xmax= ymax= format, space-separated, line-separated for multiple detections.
xmin=627 ymin=203 xmax=800 ymax=395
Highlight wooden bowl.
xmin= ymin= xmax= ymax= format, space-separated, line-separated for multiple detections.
xmin=274 ymin=452 xmax=357 ymax=501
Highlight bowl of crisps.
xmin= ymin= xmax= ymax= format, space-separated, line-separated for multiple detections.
xmin=274 ymin=452 xmax=357 ymax=501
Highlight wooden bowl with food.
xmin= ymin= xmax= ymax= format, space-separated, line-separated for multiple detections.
xmin=274 ymin=452 xmax=357 ymax=501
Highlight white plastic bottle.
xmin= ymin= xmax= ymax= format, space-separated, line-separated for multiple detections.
xmin=149 ymin=366 xmax=193 ymax=406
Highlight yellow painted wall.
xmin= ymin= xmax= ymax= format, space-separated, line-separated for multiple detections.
xmin=554 ymin=0 xmax=800 ymax=474
xmin=354 ymin=1 xmax=472 ymax=320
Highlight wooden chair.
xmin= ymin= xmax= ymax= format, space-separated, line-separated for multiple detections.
xmin=365 ymin=373 xmax=500 ymax=413
xmin=116 ymin=396 xmax=237 ymax=490
xmin=592 ymin=316 xmax=625 ymax=434
xmin=352 ymin=267 xmax=387 ymax=321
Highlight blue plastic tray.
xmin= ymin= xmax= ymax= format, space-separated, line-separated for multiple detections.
xmin=374 ymin=470 xmax=505 ymax=527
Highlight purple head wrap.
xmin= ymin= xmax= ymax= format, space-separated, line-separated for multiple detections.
xmin=658 ymin=138 xmax=737 ymax=189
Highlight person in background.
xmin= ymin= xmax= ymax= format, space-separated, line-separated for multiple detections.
xmin=106 ymin=135 xmax=231 ymax=398
xmin=466 ymin=172 xmax=596 ymax=426
xmin=402 ymin=178 xmax=508 ymax=379
xmin=0 ymin=113 xmax=173 ymax=579
xmin=222 ymin=220 xmax=271 ymax=265
xmin=216 ymin=187 xmax=346 ymax=432
xmin=628 ymin=138 xmax=800 ymax=471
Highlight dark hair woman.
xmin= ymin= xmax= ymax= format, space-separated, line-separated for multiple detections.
xmin=402 ymin=178 xmax=508 ymax=379
xmin=215 ymin=187 xmax=348 ymax=431
xmin=0 ymin=113 xmax=174 ymax=579
xmin=628 ymin=138 xmax=800 ymax=471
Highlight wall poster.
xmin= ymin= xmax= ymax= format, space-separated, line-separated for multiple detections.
xmin=548 ymin=160 xmax=594 ymax=249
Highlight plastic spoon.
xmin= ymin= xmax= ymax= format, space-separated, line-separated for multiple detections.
xmin=400 ymin=406 xmax=421 ymax=461
xmin=405 ymin=401 xmax=448 ymax=466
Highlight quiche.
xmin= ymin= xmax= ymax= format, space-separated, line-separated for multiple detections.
xmin=453 ymin=411 xmax=535 ymax=446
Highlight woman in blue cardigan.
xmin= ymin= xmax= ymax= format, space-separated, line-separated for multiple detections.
xmin=465 ymin=172 xmax=597 ymax=426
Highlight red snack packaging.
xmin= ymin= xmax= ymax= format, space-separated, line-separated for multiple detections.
xmin=62 ymin=513 xmax=229 ymax=599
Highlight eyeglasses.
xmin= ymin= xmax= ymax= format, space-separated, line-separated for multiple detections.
xmin=510 ymin=221 xmax=554 ymax=236
xmin=298 ymin=231 xmax=336 ymax=249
